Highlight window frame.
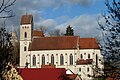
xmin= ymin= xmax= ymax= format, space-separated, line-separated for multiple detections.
xmin=70 ymin=54 xmax=73 ymax=65
xmin=60 ymin=54 xmax=64 ymax=65
xmin=32 ymin=55 xmax=36 ymax=66
xmin=42 ymin=55 xmax=45 ymax=65
xmin=51 ymin=54 xmax=54 ymax=65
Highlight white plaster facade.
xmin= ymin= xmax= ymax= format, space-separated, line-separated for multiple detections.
xmin=20 ymin=24 xmax=32 ymax=67
xmin=19 ymin=15 xmax=103 ymax=80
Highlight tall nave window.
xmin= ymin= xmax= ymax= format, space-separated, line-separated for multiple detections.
xmin=88 ymin=54 xmax=90 ymax=59
xmin=70 ymin=54 xmax=73 ymax=65
xmin=42 ymin=55 xmax=45 ymax=65
xmin=32 ymin=55 xmax=36 ymax=66
xmin=60 ymin=54 xmax=64 ymax=65
xmin=51 ymin=54 xmax=54 ymax=65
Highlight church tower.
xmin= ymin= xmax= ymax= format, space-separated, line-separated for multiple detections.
xmin=20 ymin=14 xmax=33 ymax=67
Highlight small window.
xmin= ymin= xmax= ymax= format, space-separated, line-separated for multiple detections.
xmin=88 ymin=54 xmax=90 ymax=59
xmin=80 ymin=54 xmax=83 ymax=59
xmin=79 ymin=68 xmax=81 ymax=72
xmin=24 ymin=32 xmax=27 ymax=38
xmin=75 ymin=53 xmax=77 ymax=55
xmin=24 ymin=46 xmax=26 ymax=51
xmin=84 ymin=53 xmax=86 ymax=55
xmin=87 ymin=67 xmax=89 ymax=72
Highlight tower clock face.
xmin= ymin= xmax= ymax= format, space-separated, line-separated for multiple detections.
xmin=24 ymin=41 xmax=27 ymax=45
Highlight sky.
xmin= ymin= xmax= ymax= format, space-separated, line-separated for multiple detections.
xmin=0 ymin=0 xmax=107 ymax=37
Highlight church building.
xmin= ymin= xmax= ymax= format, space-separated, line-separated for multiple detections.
xmin=20 ymin=14 xmax=103 ymax=80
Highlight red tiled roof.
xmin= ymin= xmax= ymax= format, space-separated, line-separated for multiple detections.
xmin=41 ymin=64 xmax=56 ymax=68
xmin=29 ymin=36 xmax=100 ymax=51
xmin=33 ymin=30 xmax=44 ymax=37
xmin=18 ymin=68 xmax=66 ymax=80
xmin=76 ymin=59 xmax=93 ymax=65
xmin=79 ymin=38 xmax=99 ymax=49
xmin=29 ymin=36 xmax=78 ymax=51
xmin=21 ymin=15 xmax=33 ymax=25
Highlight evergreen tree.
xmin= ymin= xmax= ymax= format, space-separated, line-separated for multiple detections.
xmin=65 ymin=25 xmax=74 ymax=36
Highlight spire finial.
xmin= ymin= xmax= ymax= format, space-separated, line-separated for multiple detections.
xmin=25 ymin=8 xmax=28 ymax=15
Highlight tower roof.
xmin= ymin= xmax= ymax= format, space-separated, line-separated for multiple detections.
xmin=20 ymin=15 xmax=33 ymax=25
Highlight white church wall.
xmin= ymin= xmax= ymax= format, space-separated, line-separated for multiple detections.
xmin=20 ymin=40 xmax=31 ymax=68
xmin=76 ymin=65 xmax=93 ymax=80
xmin=79 ymin=49 xmax=103 ymax=68
xmin=28 ymin=49 xmax=78 ymax=71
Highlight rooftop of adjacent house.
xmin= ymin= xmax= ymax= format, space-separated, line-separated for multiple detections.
xmin=29 ymin=35 xmax=100 ymax=51
xmin=21 ymin=15 xmax=33 ymax=25
xmin=76 ymin=59 xmax=93 ymax=65
xmin=18 ymin=68 xmax=66 ymax=80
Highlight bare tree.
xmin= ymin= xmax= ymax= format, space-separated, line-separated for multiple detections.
xmin=0 ymin=21 xmax=15 ymax=79
xmin=0 ymin=0 xmax=16 ymax=79
xmin=36 ymin=25 xmax=48 ymax=33
xmin=48 ymin=29 xmax=64 ymax=36
xmin=98 ymin=0 xmax=120 ymax=79
xmin=0 ymin=0 xmax=16 ymax=18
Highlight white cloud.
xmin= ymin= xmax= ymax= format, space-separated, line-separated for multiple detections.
xmin=36 ymin=19 xmax=57 ymax=30
xmin=55 ymin=14 xmax=103 ymax=37
xmin=0 ymin=0 xmax=102 ymax=37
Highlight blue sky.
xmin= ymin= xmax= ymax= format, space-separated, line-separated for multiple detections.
xmin=0 ymin=0 xmax=107 ymax=37
xmin=42 ymin=0 xmax=105 ymax=19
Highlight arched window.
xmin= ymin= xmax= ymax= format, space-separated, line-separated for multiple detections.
xmin=87 ymin=67 xmax=89 ymax=72
xmin=79 ymin=68 xmax=81 ymax=72
xmin=80 ymin=54 xmax=83 ymax=59
xmin=88 ymin=54 xmax=90 ymax=59
xmin=96 ymin=54 xmax=98 ymax=67
xmin=24 ymin=46 xmax=26 ymax=51
xmin=24 ymin=32 xmax=27 ymax=38
xmin=33 ymin=55 xmax=36 ymax=66
xmin=42 ymin=55 xmax=45 ymax=65
xmin=51 ymin=54 xmax=54 ymax=65
xmin=70 ymin=54 xmax=73 ymax=65
xmin=60 ymin=54 xmax=64 ymax=65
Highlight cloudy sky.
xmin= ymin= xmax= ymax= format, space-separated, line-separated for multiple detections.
xmin=0 ymin=0 xmax=106 ymax=37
